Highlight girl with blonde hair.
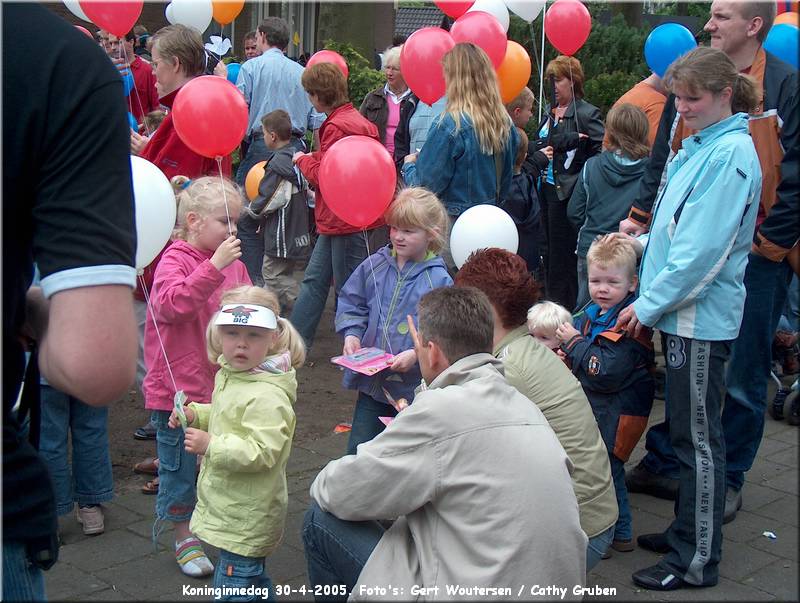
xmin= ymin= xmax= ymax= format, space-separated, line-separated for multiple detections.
xmin=335 ymin=187 xmax=453 ymax=453
xmin=401 ymin=43 xmax=517 ymax=227
xmin=169 ymin=285 xmax=303 ymax=597
xmin=143 ymin=176 xmax=250 ymax=577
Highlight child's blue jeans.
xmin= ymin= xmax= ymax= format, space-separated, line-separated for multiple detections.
xmin=346 ymin=392 xmax=397 ymax=456
xmin=610 ymin=455 xmax=632 ymax=541
xmin=152 ymin=410 xmax=196 ymax=525
xmin=213 ymin=549 xmax=275 ymax=602
xmin=38 ymin=385 xmax=113 ymax=515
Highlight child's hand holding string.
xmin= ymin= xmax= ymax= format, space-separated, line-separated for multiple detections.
xmin=168 ymin=404 xmax=195 ymax=429
xmin=210 ymin=235 xmax=242 ymax=271
xmin=184 ymin=428 xmax=210 ymax=455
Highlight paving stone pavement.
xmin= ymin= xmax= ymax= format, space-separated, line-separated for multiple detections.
xmin=46 ymin=394 xmax=799 ymax=602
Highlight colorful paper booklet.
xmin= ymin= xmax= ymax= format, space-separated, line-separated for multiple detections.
xmin=331 ymin=347 xmax=394 ymax=376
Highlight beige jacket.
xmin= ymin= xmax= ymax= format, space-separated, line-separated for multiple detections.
xmin=310 ymin=354 xmax=587 ymax=601
xmin=494 ymin=326 xmax=618 ymax=539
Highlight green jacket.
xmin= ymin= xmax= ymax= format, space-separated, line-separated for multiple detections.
xmin=188 ymin=357 xmax=297 ymax=557
xmin=494 ymin=326 xmax=618 ymax=538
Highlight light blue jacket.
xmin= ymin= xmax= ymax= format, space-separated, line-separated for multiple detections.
xmin=634 ymin=113 xmax=762 ymax=341
xmin=335 ymin=245 xmax=452 ymax=404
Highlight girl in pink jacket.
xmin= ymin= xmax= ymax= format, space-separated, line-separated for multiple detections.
xmin=142 ymin=177 xmax=250 ymax=577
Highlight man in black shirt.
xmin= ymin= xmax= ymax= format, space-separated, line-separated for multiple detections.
xmin=3 ymin=4 xmax=138 ymax=599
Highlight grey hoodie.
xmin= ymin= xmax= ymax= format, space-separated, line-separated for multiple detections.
xmin=311 ymin=354 xmax=587 ymax=601
xmin=568 ymin=151 xmax=649 ymax=257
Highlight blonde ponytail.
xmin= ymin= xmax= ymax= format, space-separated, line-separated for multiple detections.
xmin=274 ymin=317 xmax=306 ymax=368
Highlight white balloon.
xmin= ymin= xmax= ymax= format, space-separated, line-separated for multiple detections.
xmin=165 ymin=3 xmax=176 ymax=25
xmin=504 ymin=0 xmax=545 ymax=23
xmin=130 ymin=156 xmax=177 ymax=270
xmin=170 ymin=0 xmax=213 ymax=33
xmin=467 ymin=0 xmax=510 ymax=32
xmin=64 ymin=0 xmax=90 ymax=22
xmin=450 ymin=205 xmax=519 ymax=269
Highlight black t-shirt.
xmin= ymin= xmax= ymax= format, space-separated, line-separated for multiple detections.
xmin=2 ymin=3 xmax=136 ymax=543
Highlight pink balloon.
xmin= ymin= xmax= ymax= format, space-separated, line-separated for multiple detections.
xmin=450 ymin=11 xmax=507 ymax=68
xmin=79 ymin=1 xmax=143 ymax=37
xmin=435 ymin=0 xmax=475 ymax=18
xmin=544 ymin=0 xmax=592 ymax=56
xmin=319 ymin=136 xmax=397 ymax=229
xmin=306 ymin=50 xmax=349 ymax=79
xmin=400 ymin=27 xmax=455 ymax=105
xmin=172 ymin=76 xmax=249 ymax=159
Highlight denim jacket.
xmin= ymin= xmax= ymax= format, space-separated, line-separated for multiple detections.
xmin=402 ymin=112 xmax=517 ymax=216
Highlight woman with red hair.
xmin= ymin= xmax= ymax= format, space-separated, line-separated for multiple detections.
xmin=455 ymin=248 xmax=617 ymax=570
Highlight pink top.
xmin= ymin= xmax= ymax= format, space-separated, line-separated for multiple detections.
xmin=142 ymin=240 xmax=251 ymax=411
xmin=385 ymin=97 xmax=401 ymax=155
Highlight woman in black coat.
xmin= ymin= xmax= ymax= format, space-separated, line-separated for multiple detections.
xmin=529 ymin=55 xmax=604 ymax=310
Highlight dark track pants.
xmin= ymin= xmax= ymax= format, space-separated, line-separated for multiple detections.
xmin=660 ymin=334 xmax=731 ymax=587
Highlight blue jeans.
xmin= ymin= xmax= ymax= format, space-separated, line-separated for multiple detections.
xmin=213 ymin=550 xmax=275 ymax=602
xmin=2 ymin=542 xmax=46 ymax=602
xmin=152 ymin=410 xmax=196 ymax=524
xmin=609 ymin=456 xmax=631 ymax=541
xmin=289 ymin=232 xmax=370 ymax=350
xmin=346 ymin=392 xmax=398 ymax=455
xmin=302 ymin=501 xmax=384 ymax=602
xmin=586 ymin=524 xmax=613 ymax=572
xmin=38 ymin=385 xmax=113 ymax=515
xmin=640 ymin=255 xmax=792 ymax=490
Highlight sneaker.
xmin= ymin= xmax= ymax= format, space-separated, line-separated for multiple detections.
xmin=625 ymin=462 xmax=679 ymax=501
xmin=611 ymin=538 xmax=635 ymax=552
xmin=723 ymin=487 xmax=742 ymax=524
xmin=134 ymin=421 xmax=157 ymax=440
xmin=76 ymin=505 xmax=105 ymax=536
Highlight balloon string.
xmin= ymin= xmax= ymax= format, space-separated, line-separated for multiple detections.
xmin=538 ymin=16 xmax=546 ymax=124
xmin=567 ymin=60 xmax=580 ymax=134
xmin=217 ymin=157 xmax=233 ymax=236
xmin=139 ymin=272 xmax=179 ymax=395
xmin=361 ymin=229 xmax=394 ymax=356
xmin=120 ymin=44 xmax=152 ymax=138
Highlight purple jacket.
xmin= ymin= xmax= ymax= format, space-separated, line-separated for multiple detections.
xmin=335 ymin=245 xmax=452 ymax=404
xmin=143 ymin=240 xmax=251 ymax=411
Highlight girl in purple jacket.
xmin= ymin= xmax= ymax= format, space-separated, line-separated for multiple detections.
xmin=142 ymin=177 xmax=251 ymax=577
xmin=335 ymin=188 xmax=453 ymax=454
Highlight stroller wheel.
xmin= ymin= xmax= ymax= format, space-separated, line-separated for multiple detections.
xmin=770 ymin=387 xmax=791 ymax=421
xmin=786 ymin=390 xmax=800 ymax=426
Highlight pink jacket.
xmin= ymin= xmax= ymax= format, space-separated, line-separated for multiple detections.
xmin=143 ymin=240 xmax=251 ymax=411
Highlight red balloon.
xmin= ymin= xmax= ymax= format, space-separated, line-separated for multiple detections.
xmin=435 ymin=0 xmax=475 ymax=18
xmin=75 ymin=25 xmax=94 ymax=39
xmin=450 ymin=11 xmax=507 ymax=69
xmin=79 ymin=1 xmax=143 ymax=37
xmin=172 ymin=76 xmax=249 ymax=159
xmin=400 ymin=27 xmax=455 ymax=105
xmin=306 ymin=50 xmax=349 ymax=79
xmin=544 ymin=0 xmax=591 ymax=56
xmin=319 ymin=136 xmax=397 ymax=229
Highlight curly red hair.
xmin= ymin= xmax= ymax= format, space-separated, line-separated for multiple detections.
xmin=454 ymin=248 xmax=541 ymax=329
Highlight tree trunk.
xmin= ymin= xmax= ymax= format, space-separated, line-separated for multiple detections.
xmin=612 ymin=2 xmax=643 ymax=28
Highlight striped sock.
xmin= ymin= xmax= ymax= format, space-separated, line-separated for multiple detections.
xmin=175 ymin=537 xmax=214 ymax=578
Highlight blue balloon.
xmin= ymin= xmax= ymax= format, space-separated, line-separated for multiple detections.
xmin=764 ymin=24 xmax=799 ymax=69
xmin=121 ymin=69 xmax=134 ymax=97
xmin=226 ymin=62 xmax=241 ymax=85
xmin=127 ymin=112 xmax=138 ymax=132
xmin=644 ymin=23 xmax=697 ymax=78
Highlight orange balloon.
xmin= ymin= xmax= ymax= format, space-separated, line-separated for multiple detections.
xmin=212 ymin=0 xmax=244 ymax=25
xmin=496 ymin=40 xmax=532 ymax=104
xmin=245 ymin=161 xmax=267 ymax=201
xmin=775 ymin=11 xmax=799 ymax=27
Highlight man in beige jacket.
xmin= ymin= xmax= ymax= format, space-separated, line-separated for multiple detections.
xmin=303 ymin=287 xmax=587 ymax=601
